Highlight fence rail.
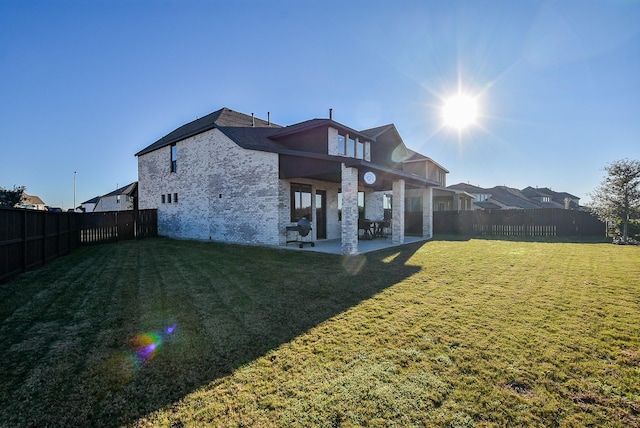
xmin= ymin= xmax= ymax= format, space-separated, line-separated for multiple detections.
xmin=433 ymin=208 xmax=605 ymax=237
xmin=1 ymin=208 xmax=157 ymax=282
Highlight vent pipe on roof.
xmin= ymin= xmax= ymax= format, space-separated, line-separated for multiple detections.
xmin=251 ymin=113 xmax=255 ymax=127
xmin=329 ymin=108 xmax=333 ymax=120
xmin=267 ymin=112 xmax=270 ymax=126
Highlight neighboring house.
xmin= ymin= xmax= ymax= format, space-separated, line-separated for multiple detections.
xmin=448 ymin=183 xmax=582 ymax=210
xmin=521 ymin=186 xmax=580 ymax=210
xmin=79 ymin=196 xmax=100 ymax=213
xmin=136 ymin=107 xmax=447 ymax=255
xmin=93 ymin=182 xmax=138 ymax=212
xmin=481 ymin=186 xmax=540 ymax=210
xmin=16 ymin=193 xmax=46 ymax=210
xmin=401 ymin=151 xmax=472 ymax=212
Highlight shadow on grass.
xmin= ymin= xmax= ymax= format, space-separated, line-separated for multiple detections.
xmin=0 ymin=238 xmax=423 ymax=427
xmin=432 ymin=233 xmax=610 ymax=244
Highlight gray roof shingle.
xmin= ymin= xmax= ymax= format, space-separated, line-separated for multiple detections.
xmin=135 ymin=108 xmax=279 ymax=156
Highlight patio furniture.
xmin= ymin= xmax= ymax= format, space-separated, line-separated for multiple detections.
xmin=359 ymin=219 xmax=374 ymax=240
xmin=286 ymin=217 xmax=315 ymax=248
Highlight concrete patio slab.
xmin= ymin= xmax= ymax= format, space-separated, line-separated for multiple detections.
xmin=283 ymin=236 xmax=429 ymax=255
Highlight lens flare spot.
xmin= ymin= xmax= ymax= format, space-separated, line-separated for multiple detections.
xmin=341 ymin=254 xmax=366 ymax=275
xmin=128 ymin=332 xmax=163 ymax=364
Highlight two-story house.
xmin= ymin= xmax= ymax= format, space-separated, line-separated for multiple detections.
xmin=135 ymin=107 xmax=448 ymax=255
xmin=93 ymin=182 xmax=138 ymax=212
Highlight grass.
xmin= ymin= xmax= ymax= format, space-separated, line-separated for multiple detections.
xmin=0 ymin=237 xmax=638 ymax=427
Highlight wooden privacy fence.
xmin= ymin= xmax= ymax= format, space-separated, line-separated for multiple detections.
xmin=433 ymin=208 xmax=605 ymax=237
xmin=80 ymin=209 xmax=157 ymax=243
xmin=0 ymin=208 xmax=157 ymax=282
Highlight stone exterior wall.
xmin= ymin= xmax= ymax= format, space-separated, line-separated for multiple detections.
xmin=138 ymin=128 xmax=349 ymax=247
xmin=341 ymin=164 xmax=359 ymax=255
xmin=392 ymin=179 xmax=405 ymax=244
xmin=422 ymin=187 xmax=433 ymax=238
xmin=138 ymin=128 xmax=281 ymax=245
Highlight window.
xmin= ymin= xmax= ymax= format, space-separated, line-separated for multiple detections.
xmin=170 ymin=144 xmax=177 ymax=173
xmin=347 ymin=137 xmax=355 ymax=157
xmin=167 ymin=193 xmax=172 ymax=203
xmin=356 ymin=140 xmax=364 ymax=159
xmin=383 ymin=194 xmax=392 ymax=210
xmin=405 ymin=196 xmax=422 ymax=212
xmin=335 ymin=132 xmax=369 ymax=160
xmin=290 ymin=183 xmax=312 ymax=221
xmin=541 ymin=196 xmax=550 ymax=202
xmin=174 ymin=193 xmax=178 ymax=203
xmin=161 ymin=194 xmax=166 ymax=204
xmin=337 ymin=134 xmax=346 ymax=155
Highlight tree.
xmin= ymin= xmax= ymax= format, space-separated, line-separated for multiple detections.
xmin=589 ymin=159 xmax=640 ymax=240
xmin=0 ymin=185 xmax=25 ymax=207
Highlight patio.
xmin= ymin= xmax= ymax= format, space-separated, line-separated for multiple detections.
xmin=284 ymin=235 xmax=429 ymax=255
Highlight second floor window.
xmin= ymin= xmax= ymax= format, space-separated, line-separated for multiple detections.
xmin=347 ymin=137 xmax=355 ymax=157
xmin=356 ymin=140 xmax=364 ymax=159
xmin=170 ymin=144 xmax=177 ymax=173
xmin=337 ymin=134 xmax=346 ymax=155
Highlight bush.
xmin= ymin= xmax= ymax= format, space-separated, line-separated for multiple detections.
xmin=612 ymin=235 xmax=640 ymax=245
xmin=612 ymin=219 xmax=640 ymax=239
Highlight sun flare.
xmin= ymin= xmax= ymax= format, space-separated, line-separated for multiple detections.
xmin=442 ymin=94 xmax=478 ymax=130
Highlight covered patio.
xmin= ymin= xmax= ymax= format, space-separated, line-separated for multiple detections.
xmin=283 ymin=235 xmax=430 ymax=255
xmin=280 ymin=151 xmax=440 ymax=255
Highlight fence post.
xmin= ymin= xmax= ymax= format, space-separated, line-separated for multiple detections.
xmin=41 ymin=210 xmax=46 ymax=266
xmin=22 ymin=209 xmax=27 ymax=274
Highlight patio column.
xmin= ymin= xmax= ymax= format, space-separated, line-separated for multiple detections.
xmin=341 ymin=163 xmax=358 ymax=255
xmin=392 ymin=179 xmax=405 ymax=244
xmin=452 ymin=191 xmax=459 ymax=211
xmin=422 ymin=186 xmax=433 ymax=239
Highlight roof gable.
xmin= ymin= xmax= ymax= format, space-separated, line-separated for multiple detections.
xmin=21 ymin=193 xmax=45 ymax=205
xmin=102 ymin=182 xmax=138 ymax=197
xmin=487 ymin=186 xmax=540 ymax=208
xmin=135 ymin=108 xmax=279 ymax=156
xmin=81 ymin=196 xmax=100 ymax=204
xmin=447 ymin=183 xmax=486 ymax=193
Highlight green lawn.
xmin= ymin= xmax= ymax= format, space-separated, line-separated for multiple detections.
xmin=1 ymin=237 xmax=638 ymax=427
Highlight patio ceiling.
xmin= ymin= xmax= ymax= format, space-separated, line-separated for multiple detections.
xmin=278 ymin=153 xmax=440 ymax=191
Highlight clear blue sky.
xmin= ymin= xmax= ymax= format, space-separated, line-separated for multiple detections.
xmin=2 ymin=0 xmax=639 ymax=209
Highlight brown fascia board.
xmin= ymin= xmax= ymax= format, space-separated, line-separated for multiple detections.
xmin=342 ymin=158 xmax=441 ymax=187
xmin=270 ymin=118 xmax=375 ymax=142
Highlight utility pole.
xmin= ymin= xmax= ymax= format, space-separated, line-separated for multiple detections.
xmin=73 ymin=171 xmax=77 ymax=212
